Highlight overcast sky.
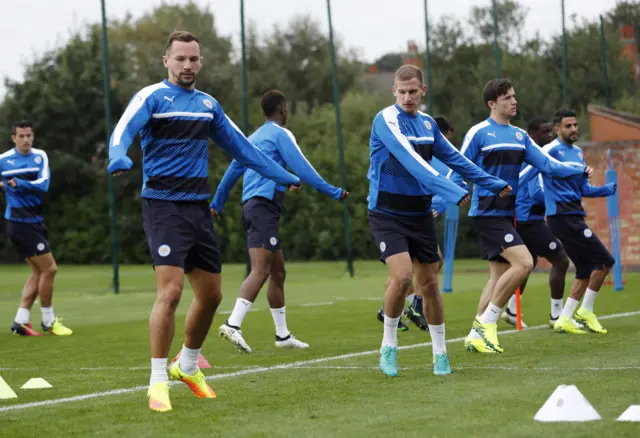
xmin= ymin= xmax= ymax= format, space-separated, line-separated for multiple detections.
xmin=0 ymin=0 xmax=620 ymax=99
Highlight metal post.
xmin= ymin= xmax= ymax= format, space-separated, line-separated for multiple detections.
xmin=491 ymin=0 xmax=501 ymax=77
xmin=100 ymin=0 xmax=119 ymax=294
xmin=600 ymin=15 xmax=612 ymax=108
xmin=561 ymin=0 xmax=568 ymax=106
xmin=423 ymin=0 xmax=433 ymax=114
xmin=327 ymin=0 xmax=354 ymax=277
xmin=240 ymin=0 xmax=251 ymax=277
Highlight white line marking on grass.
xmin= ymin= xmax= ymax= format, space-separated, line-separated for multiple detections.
xmin=289 ymin=365 xmax=640 ymax=372
xmin=1 ymin=310 xmax=638 ymax=413
xmin=300 ymin=301 xmax=334 ymax=307
xmin=0 ymin=365 xmax=257 ymax=372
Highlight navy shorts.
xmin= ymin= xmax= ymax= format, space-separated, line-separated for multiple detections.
xmin=516 ymin=220 xmax=563 ymax=261
xmin=368 ymin=210 xmax=440 ymax=264
xmin=473 ymin=216 xmax=524 ymax=263
xmin=142 ymin=199 xmax=221 ymax=274
xmin=547 ymin=215 xmax=614 ymax=279
xmin=6 ymin=220 xmax=51 ymax=259
xmin=242 ymin=197 xmax=282 ymax=252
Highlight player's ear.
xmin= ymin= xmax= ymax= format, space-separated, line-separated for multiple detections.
xmin=422 ymin=84 xmax=428 ymax=94
xmin=162 ymin=55 xmax=169 ymax=68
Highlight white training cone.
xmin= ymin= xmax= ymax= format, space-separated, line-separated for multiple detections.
xmin=534 ymin=385 xmax=601 ymax=422
xmin=21 ymin=378 xmax=52 ymax=389
xmin=0 ymin=377 xmax=18 ymax=399
xmin=617 ymin=405 xmax=640 ymax=422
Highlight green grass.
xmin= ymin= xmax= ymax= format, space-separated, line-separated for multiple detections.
xmin=0 ymin=261 xmax=638 ymax=438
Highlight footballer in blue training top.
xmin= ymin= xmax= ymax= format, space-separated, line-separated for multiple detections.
xmin=461 ymin=79 xmax=592 ymax=355
xmin=1 ymin=120 xmax=72 ymax=337
xmin=108 ymin=30 xmax=300 ymax=413
xmin=211 ymin=89 xmax=348 ymax=353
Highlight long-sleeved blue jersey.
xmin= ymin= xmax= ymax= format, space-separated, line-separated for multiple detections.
xmin=430 ymin=158 xmax=469 ymax=216
xmin=211 ymin=121 xmax=342 ymax=212
xmin=367 ymin=105 xmax=507 ymax=217
xmin=0 ymin=147 xmax=50 ymax=223
xmin=521 ymin=139 xmax=616 ymax=217
xmin=515 ymin=170 xmax=546 ymax=221
xmin=461 ymin=118 xmax=586 ymax=217
xmin=108 ymin=80 xmax=300 ymax=202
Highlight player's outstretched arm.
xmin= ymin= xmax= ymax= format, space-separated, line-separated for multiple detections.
xmin=210 ymin=159 xmax=245 ymax=215
xmin=13 ymin=151 xmax=50 ymax=193
xmin=524 ymin=138 xmax=585 ymax=179
xmin=210 ymin=107 xmax=300 ymax=188
xmin=276 ymin=129 xmax=343 ymax=200
xmin=582 ymin=180 xmax=617 ymax=198
xmin=433 ymin=130 xmax=508 ymax=194
xmin=373 ymin=113 xmax=467 ymax=205
xmin=108 ymin=90 xmax=156 ymax=174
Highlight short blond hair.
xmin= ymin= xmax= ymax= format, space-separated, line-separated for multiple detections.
xmin=394 ymin=65 xmax=424 ymax=85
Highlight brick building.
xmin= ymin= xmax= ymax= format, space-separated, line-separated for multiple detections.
xmin=581 ymin=105 xmax=640 ymax=268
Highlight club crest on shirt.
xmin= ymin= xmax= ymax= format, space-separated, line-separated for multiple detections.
xmin=515 ymin=132 xmax=524 ymax=141
xmin=34 ymin=156 xmax=42 ymax=164
xmin=203 ymin=99 xmax=213 ymax=109
xmin=424 ymin=120 xmax=432 ymax=130
xmin=578 ymin=152 xmax=584 ymax=160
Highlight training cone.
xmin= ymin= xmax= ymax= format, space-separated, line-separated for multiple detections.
xmin=534 ymin=385 xmax=601 ymax=422
xmin=172 ymin=351 xmax=212 ymax=369
xmin=21 ymin=378 xmax=53 ymax=389
xmin=617 ymin=405 xmax=640 ymax=422
xmin=0 ymin=377 xmax=18 ymax=399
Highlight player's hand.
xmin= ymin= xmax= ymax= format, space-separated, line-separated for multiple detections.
xmin=289 ymin=184 xmax=301 ymax=193
xmin=7 ymin=179 xmax=16 ymax=188
xmin=210 ymin=208 xmax=221 ymax=220
xmin=499 ymin=184 xmax=512 ymax=198
xmin=339 ymin=190 xmax=349 ymax=201
xmin=584 ymin=166 xmax=594 ymax=178
xmin=432 ymin=209 xmax=439 ymax=218
xmin=457 ymin=194 xmax=471 ymax=207
xmin=0 ymin=181 xmax=4 ymax=189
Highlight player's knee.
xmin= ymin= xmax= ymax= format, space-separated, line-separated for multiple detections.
xmin=520 ymin=255 xmax=535 ymax=274
xmin=392 ymin=272 xmax=413 ymax=294
xmin=41 ymin=262 xmax=57 ymax=278
xmin=555 ymin=253 xmax=570 ymax=272
xmin=271 ymin=266 xmax=286 ymax=285
xmin=157 ymin=281 xmax=183 ymax=310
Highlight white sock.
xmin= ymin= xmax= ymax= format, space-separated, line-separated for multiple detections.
xmin=381 ymin=315 xmax=399 ymax=348
xmin=561 ymin=297 xmax=579 ymax=318
xmin=178 ymin=345 xmax=200 ymax=375
xmin=227 ymin=298 xmax=252 ymax=328
xmin=580 ymin=288 xmax=598 ymax=312
xmin=15 ymin=308 xmax=30 ymax=324
xmin=429 ymin=324 xmax=446 ymax=355
xmin=551 ymin=298 xmax=563 ymax=319
xmin=507 ymin=295 xmax=517 ymax=314
xmin=270 ymin=307 xmax=290 ymax=338
xmin=480 ymin=303 xmax=502 ymax=324
xmin=468 ymin=327 xmax=482 ymax=340
xmin=150 ymin=358 xmax=168 ymax=386
xmin=41 ymin=306 xmax=55 ymax=327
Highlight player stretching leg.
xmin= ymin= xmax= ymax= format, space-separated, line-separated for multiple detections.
xmin=109 ymin=31 xmax=300 ymax=412
xmin=368 ymin=65 xmax=509 ymax=377
xmin=211 ymin=90 xmax=348 ymax=353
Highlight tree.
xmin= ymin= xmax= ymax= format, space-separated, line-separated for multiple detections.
xmin=469 ymin=0 xmax=529 ymax=53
